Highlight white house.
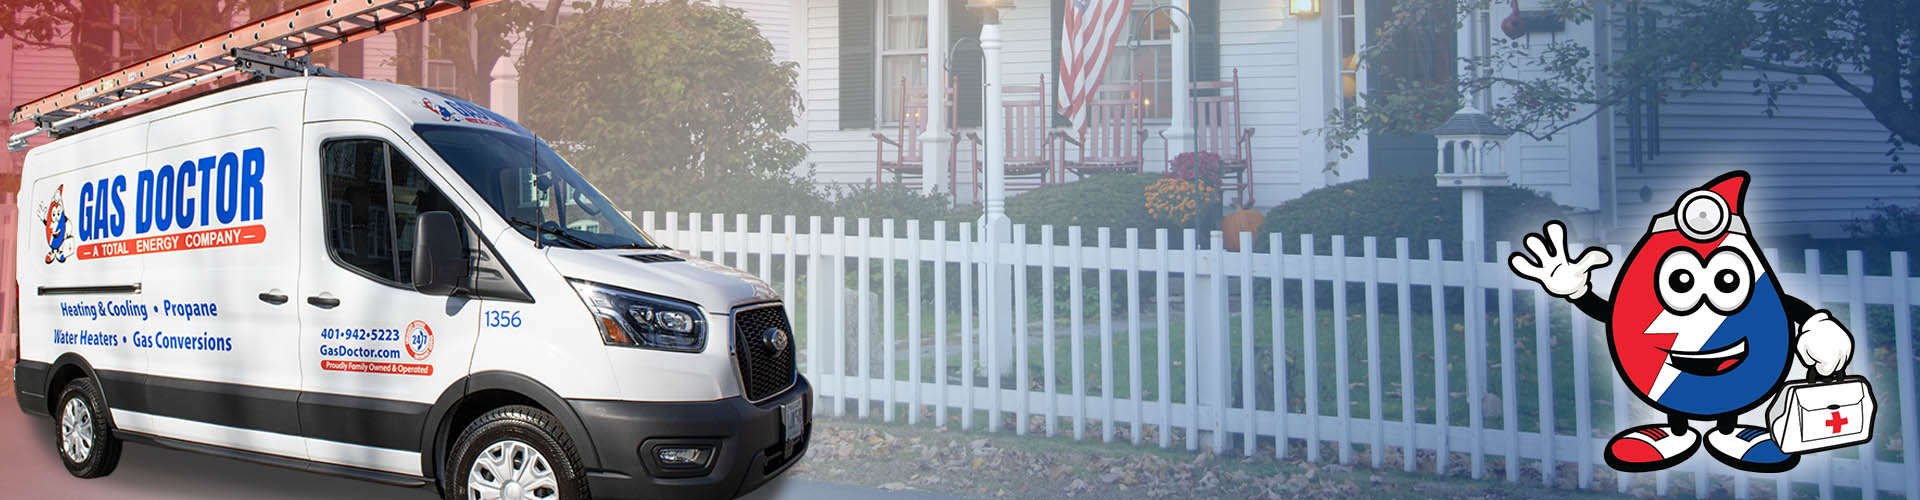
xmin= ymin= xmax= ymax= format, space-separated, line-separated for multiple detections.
xmin=787 ymin=0 xmax=1920 ymax=241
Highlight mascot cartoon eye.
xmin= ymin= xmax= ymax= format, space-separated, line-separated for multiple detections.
xmin=1702 ymin=248 xmax=1753 ymax=314
xmin=1657 ymin=249 xmax=1707 ymax=315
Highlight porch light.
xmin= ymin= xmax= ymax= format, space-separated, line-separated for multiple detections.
xmin=1289 ymin=0 xmax=1319 ymax=17
xmin=966 ymin=0 xmax=1013 ymax=22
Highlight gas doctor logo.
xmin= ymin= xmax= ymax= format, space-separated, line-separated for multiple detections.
xmin=69 ymin=147 xmax=269 ymax=260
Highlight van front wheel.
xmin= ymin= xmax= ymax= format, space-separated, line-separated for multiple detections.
xmin=445 ymin=405 xmax=589 ymax=500
xmin=55 ymin=377 xmax=122 ymax=478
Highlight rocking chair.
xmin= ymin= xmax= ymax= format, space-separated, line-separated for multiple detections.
xmin=1057 ymin=78 xmax=1148 ymax=180
xmin=1166 ymin=68 xmax=1256 ymax=206
xmin=965 ymin=74 xmax=1058 ymax=203
xmin=873 ymin=76 xmax=960 ymax=197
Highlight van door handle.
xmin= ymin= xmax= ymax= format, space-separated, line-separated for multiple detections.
xmin=307 ymin=294 xmax=341 ymax=308
xmin=258 ymin=290 xmax=289 ymax=305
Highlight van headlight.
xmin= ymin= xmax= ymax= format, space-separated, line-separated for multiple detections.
xmin=569 ymin=280 xmax=706 ymax=352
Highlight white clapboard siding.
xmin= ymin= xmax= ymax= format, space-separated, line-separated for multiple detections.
xmin=799 ymin=0 xmax=1311 ymax=204
xmin=641 ymin=210 xmax=1920 ymax=499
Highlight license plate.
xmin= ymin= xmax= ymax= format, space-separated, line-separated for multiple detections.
xmin=781 ymin=402 xmax=806 ymax=442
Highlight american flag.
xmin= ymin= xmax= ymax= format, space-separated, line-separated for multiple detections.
xmin=1057 ymin=0 xmax=1131 ymax=130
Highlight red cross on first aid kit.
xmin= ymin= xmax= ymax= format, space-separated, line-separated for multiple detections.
xmin=1766 ymin=374 xmax=1876 ymax=455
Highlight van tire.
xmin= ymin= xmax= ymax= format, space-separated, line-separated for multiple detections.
xmin=444 ymin=405 xmax=589 ymax=500
xmin=54 ymin=377 xmax=122 ymax=478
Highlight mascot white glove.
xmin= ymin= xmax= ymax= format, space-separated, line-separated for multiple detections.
xmin=1796 ymin=310 xmax=1854 ymax=377
xmin=1508 ymin=221 xmax=1612 ymax=299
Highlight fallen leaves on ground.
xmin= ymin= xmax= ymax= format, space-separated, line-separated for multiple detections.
xmin=791 ymin=418 xmax=1392 ymax=499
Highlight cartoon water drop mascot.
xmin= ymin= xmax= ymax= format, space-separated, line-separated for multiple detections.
xmin=1508 ymin=171 xmax=1854 ymax=473
xmin=37 ymin=185 xmax=71 ymax=263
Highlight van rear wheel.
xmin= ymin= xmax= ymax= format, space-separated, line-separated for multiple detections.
xmin=444 ymin=405 xmax=588 ymax=500
xmin=55 ymin=377 xmax=122 ymax=478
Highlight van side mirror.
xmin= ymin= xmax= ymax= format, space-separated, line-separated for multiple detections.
xmin=412 ymin=211 xmax=470 ymax=296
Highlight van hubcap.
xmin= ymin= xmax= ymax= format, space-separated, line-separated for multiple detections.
xmin=60 ymin=398 xmax=94 ymax=463
xmin=468 ymin=440 xmax=558 ymax=500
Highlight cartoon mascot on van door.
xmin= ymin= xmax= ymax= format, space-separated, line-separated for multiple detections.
xmin=37 ymin=185 xmax=71 ymax=264
xmin=1509 ymin=171 xmax=1870 ymax=473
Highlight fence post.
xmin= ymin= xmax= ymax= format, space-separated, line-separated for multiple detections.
xmin=1846 ymin=251 xmax=1877 ymax=500
xmin=1302 ymin=234 xmax=1321 ymax=463
xmin=1155 ymin=229 xmax=1172 ymax=448
xmin=1127 ymin=228 xmax=1144 ymax=446
xmin=1071 ymin=226 xmax=1087 ymax=440
xmin=1806 ymin=249 xmax=1832 ymax=500
xmin=1100 ymin=227 xmax=1116 ymax=443
xmin=1240 ymin=231 xmax=1257 ymax=457
xmin=934 ymin=220 xmax=950 ymax=426
xmin=804 ymin=216 xmax=822 ymax=413
xmin=907 ymin=219 xmax=923 ymax=426
xmin=882 ymin=220 xmax=897 ymax=423
xmin=1332 ymin=235 xmax=1351 ymax=464
xmin=1466 ymin=238 xmax=1486 ymax=480
xmin=1272 ymin=233 xmax=1291 ymax=460
xmin=1043 ymin=226 xmax=1059 ymax=437
xmin=1890 ymin=252 xmax=1917 ymax=500
xmin=1429 ymin=239 xmax=1450 ymax=474
xmin=1497 ymin=240 xmax=1519 ymax=483
xmin=1014 ymin=224 xmax=1030 ymax=435
xmin=960 ymin=222 xmax=976 ymax=430
xmin=1395 ymin=238 xmax=1415 ymax=472
xmin=857 ymin=219 xmax=873 ymax=419
xmin=1185 ymin=229 xmax=1202 ymax=451
xmin=1364 ymin=237 xmax=1384 ymax=468
xmin=1210 ymin=231 xmax=1229 ymax=453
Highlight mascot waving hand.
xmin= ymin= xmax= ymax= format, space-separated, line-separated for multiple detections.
xmin=1508 ymin=171 xmax=1856 ymax=473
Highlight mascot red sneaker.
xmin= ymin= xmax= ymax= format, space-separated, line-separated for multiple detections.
xmin=1508 ymin=171 xmax=1855 ymax=473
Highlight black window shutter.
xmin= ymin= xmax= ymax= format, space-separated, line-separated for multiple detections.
xmin=1191 ymin=0 xmax=1220 ymax=83
xmin=949 ymin=1 xmax=983 ymax=128
xmin=840 ymin=0 xmax=876 ymax=130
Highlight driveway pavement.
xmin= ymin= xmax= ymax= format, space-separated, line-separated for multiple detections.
xmin=0 ymin=393 xmax=959 ymax=500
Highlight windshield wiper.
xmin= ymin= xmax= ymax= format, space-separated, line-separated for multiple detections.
xmin=506 ymin=218 xmax=601 ymax=249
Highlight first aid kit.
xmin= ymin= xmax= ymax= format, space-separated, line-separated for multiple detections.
xmin=1766 ymin=373 xmax=1876 ymax=454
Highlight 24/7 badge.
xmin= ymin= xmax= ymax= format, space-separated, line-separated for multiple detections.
xmin=404 ymin=320 xmax=434 ymax=361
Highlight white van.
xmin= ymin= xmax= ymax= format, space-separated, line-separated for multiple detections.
xmin=11 ymin=76 xmax=810 ymax=500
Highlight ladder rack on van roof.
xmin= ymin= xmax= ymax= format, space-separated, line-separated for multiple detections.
xmin=8 ymin=0 xmax=502 ymax=152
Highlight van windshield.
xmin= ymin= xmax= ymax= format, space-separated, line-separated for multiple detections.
xmin=413 ymin=125 xmax=656 ymax=250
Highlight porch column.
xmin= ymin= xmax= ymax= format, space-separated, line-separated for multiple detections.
xmin=1163 ymin=0 xmax=1193 ymax=162
xmin=920 ymin=0 xmax=950 ymax=196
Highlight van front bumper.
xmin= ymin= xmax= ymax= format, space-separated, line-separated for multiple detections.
xmin=569 ymin=376 xmax=811 ymax=500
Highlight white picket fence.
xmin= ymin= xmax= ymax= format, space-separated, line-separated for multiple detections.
xmin=636 ymin=211 xmax=1920 ymax=499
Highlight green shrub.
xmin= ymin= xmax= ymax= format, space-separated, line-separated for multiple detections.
xmin=615 ymin=172 xmax=832 ymax=230
xmin=1007 ymin=173 xmax=1182 ymax=246
xmin=1257 ymin=174 xmax=1565 ymax=258
xmin=1845 ymin=202 xmax=1920 ymax=252
xmin=826 ymin=184 xmax=981 ymax=238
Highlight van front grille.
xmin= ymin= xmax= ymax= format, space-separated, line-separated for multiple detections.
xmin=732 ymin=304 xmax=797 ymax=402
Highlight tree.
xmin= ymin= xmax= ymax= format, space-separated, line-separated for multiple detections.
xmin=388 ymin=2 xmax=541 ymax=102
xmin=520 ymin=0 xmax=806 ymax=204
xmin=1323 ymin=0 xmax=1920 ymax=172
xmin=0 ymin=1 xmax=327 ymax=80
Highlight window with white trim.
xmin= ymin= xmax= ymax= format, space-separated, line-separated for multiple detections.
xmin=1103 ymin=3 xmax=1174 ymax=120
xmin=876 ymin=0 xmax=929 ymax=125
xmin=1337 ymin=0 xmax=1360 ymax=108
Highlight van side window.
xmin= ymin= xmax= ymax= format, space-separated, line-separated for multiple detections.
xmin=322 ymin=139 xmax=458 ymax=287
xmin=322 ymin=140 xmax=398 ymax=281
